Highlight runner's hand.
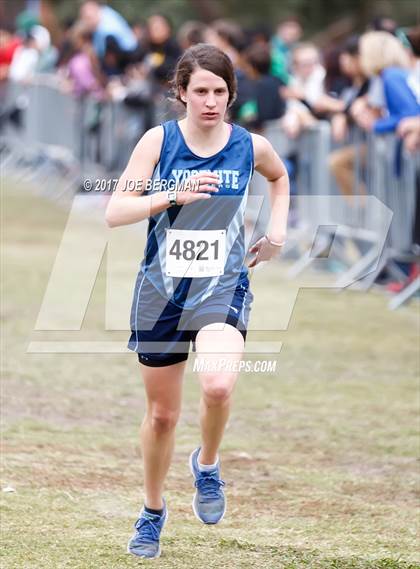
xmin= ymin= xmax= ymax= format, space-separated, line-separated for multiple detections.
xmin=248 ymin=236 xmax=282 ymax=268
xmin=175 ymin=172 xmax=220 ymax=205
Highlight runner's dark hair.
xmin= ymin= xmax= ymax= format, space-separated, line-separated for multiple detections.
xmin=172 ymin=43 xmax=237 ymax=108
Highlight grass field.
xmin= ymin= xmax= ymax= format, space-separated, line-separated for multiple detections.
xmin=1 ymin=183 xmax=419 ymax=569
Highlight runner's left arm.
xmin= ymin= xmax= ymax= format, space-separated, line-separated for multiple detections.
xmin=248 ymin=134 xmax=290 ymax=267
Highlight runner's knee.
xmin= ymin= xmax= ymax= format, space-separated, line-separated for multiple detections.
xmin=149 ymin=408 xmax=179 ymax=434
xmin=201 ymin=375 xmax=235 ymax=404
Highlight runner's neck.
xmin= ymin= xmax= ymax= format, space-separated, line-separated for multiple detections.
xmin=178 ymin=119 xmax=232 ymax=158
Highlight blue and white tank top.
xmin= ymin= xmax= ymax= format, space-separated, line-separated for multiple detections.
xmin=138 ymin=119 xmax=254 ymax=310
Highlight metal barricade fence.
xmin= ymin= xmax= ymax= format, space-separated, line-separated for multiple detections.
xmin=1 ymin=78 xmax=149 ymax=190
xmin=256 ymin=121 xmax=418 ymax=307
xmin=361 ymin=133 xmax=419 ymax=308
xmin=1 ymin=79 xmax=81 ymax=201
xmin=327 ymin=126 xmax=393 ymax=289
xmin=328 ymin=127 xmax=369 ymax=234
xmin=99 ymin=98 xmax=147 ymax=174
xmin=256 ymin=121 xmax=339 ymax=276
xmin=373 ymin=134 xmax=417 ymax=253
xmin=2 ymin=79 xmax=90 ymax=194
xmin=26 ymin=83 xmax=80 ymax=152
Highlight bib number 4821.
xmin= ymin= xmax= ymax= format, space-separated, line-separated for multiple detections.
xmin=165 ymin=229 xmax=226 ymax=278
xmin=169 ymin=238 xmax=219 ymax=261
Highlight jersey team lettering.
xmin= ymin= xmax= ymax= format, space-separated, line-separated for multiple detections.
xmin=171 ymin=169 xmax=240 ymax=190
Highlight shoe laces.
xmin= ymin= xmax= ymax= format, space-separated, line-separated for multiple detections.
xmin=195 ymin=471 xmax=225 ymax=502
xmin=134 ymin=513 xmax=162 ymax=543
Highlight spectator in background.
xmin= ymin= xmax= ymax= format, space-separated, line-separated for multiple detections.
xmin=36 ymin=30 xmax=58 ymax=73
xmin=354 ymin=31 xmax=419 ymax=133
xmin=323 ymin=44 xmax=352 ymax=99
xmin=332 ymin=36 xmax=368 ymax=123
xmin=286 ymin=43 xmax=346 ymax=113
xmin=15 ymin=9 xmax=39 ymax=37
xmin=352 ymin=30 xmax=419 ymax=293
xmin=398 ymin=115 xmax=420 ymax=153
xmin=370 ymin=16 xmax=398 ymax=35
xmin=395 ymin=27 xmax=420 ymax=153
xmin=79 ymin=0 xmax=138 ymax=75
xmin=246 ymin=24 xmax=271 ymax=49
xmin=405 ymin=26 xmax=420 ymax=105
xmin=131 ymin=18 xmax=147 ymax=46
xmin=231 ymin=42 xmax=285 ymax=130
xmin=205 ymin=20 xmax=246 ymax=69
xmin=270 ymin=16 xmax=302 ymax=85
xmin=396 ymin=114 xmax=420 ymax=288
xmin=281 ymin=43 xmax=344 ymax=137
xmin=206 ymin=20 xmax=261 ymax=114
xmin=9 ymin=25 xmax=52 ymax=82
xmin=285 ymin=43 xmax=325 ymax=106
xmin=66 ymin=22 xmax=106 ymax=100
xmin=63 ymin=21 xmax=108 ymax=165
xmin=328 ymin=36 xmax=369 ymax=200
xmin=127 ymin=18 xmax=148 ymax=64
xmin=56 ymin=18 xmax=78 ymax=68
xmin=394 ymin=27 xmax=420 ymax=293
xmin=144 ymin=14 xmax=181 ymax=85
xmin=177 ymin=21 xmax=207 ymax=50
xmin=0 ymin=27 xmax=22 ymax=81
xmin=0 ymin=26 xmax=23 ymax=127
xmin=391 ymin=109 xmax=420 ymax=291
xmin=205 ymin=20 xmax=249 ymax=122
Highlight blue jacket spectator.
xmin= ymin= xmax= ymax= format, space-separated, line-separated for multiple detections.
xmin=359 ymin=31 xmax=420 ymax=133
xmin=93 ymin=6 xmax=137 ymax=58
xmin=79 ymin=1 xmax=137 ymax=60
xmin=374 ymin=67 xmax=420 ymax=133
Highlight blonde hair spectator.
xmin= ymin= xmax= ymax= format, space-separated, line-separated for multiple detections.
xmin=359 ymin=31 xmax=410 ymax=76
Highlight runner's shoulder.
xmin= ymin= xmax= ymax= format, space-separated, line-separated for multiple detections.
xmin=250 ymin=133 xmax=273 ymax=167
xmin=139 ymin=125 xmax=164 ymax=149
xmin=133 ymin=125 xmax=165 ymax=163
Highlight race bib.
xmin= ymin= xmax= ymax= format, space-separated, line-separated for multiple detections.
xmin=166 ymin=229 xmax=226 ymax=278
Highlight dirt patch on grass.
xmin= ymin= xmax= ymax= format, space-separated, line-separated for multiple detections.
xmin=2 ymin=377 xmax=143 ymax=430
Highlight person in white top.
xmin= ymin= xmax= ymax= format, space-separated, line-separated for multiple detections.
xmin=9 ymin=25 xmax=50 ymax=82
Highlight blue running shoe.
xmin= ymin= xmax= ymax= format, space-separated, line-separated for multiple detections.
xmin=127 ymin=500 xmax=168 ymax=559
xmin=189 ymin=447 xmax=226 ymax=524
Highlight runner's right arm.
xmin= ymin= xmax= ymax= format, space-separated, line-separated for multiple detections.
xmin=105 ymin=126 xmax=219 ymax=228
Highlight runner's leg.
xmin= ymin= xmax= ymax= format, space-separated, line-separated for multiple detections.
xmin=139 ymin=360 xmax=186 ymax=509
xmin=194 ymin=323 xmax=244 ymax=465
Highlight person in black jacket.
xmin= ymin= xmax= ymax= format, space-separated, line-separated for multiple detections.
xmin=231 ymin=43 xmax=286 ymax=131
xmin=145 ymin=14 xmax=181 ymax=86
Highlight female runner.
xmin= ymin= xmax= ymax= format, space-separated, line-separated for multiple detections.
xmin=105 ymin=43 xmax=289 ymax=559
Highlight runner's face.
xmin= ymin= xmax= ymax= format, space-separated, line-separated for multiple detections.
xmin=180 ymin=68 xmax=230 ymax=126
